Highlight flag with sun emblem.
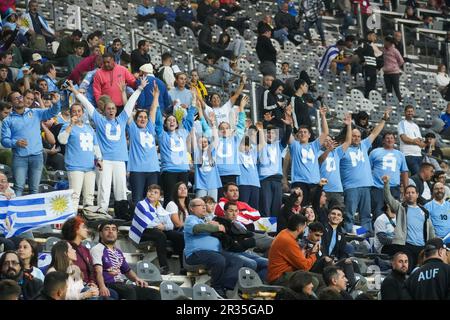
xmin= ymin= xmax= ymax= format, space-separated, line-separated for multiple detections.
xmin=0 ymin=190 xmax=75 ymax=238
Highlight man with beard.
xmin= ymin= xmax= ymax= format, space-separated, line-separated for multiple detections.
xmin=0 ymin=251 xmax=43 ymax=300
xmin=380 ymin=252 xmax=411 ymax=300
xmin=90 ymin=221 xmax=161 ymax=300
xmin=424 ymin=183 xmax=450 ymax=239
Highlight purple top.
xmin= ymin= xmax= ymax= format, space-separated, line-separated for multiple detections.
xmin=90 ymin=243 xmax=131 ymax=284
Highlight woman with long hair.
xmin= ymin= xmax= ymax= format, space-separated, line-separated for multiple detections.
xmin=47 ymin=240 xmax=99 ymax=300
xmin=17 ymin=238 xmax=45 ymax=281
xmin=277 ymin=188 xmax=303 ymax=233
xmin=166 ymin=181 xmax=190 ymax=230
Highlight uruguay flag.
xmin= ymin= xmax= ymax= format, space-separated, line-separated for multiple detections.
xmin=0 ymin=190 xmax=76 ymax=238
xmin=129 ymin=198 xmax=157 ymax=244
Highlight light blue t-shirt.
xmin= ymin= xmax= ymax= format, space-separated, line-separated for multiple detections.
xmin=137 ymin=4 xmax=155 ymax=16
xmin=238 ymin=149 xmax=260 ymax=187
xmin=92 ymin=109 xmax=129 ymax=162
xmin=370 ymin=148 xmax=409 ymax=188
xmin=62 ymin=123 xmax=98 ymax=171
xmin=127 ymin=121 xmax=159 ymax=173
xmin=216 ymin=136 xmax=241 ymax=176
xmin=340 ymin=138 xmax=374 ymax=190
xmin=56 ymin=114 xmax=70 ymax=126
xmin=319 ymin=146 xmax=345 ymax=193
xmin=424 ymin=200 xmax=450 ymax=239
xmin=168 ymin=87 xmax=193 ymax=107
xmin=258 ymin=142 xmax=284 ymax=180
xmin=406 ymin=206 xmax=426 ymax=246
xmin=290 ymin=139 xmax=322 ymax=184
xmin=184 ymin=215 xmax=221 ymax=258
xmin=155 ymin=106 xmax=194 ymax=172
xmin=194 ymin=147 xmax=222 ymax=191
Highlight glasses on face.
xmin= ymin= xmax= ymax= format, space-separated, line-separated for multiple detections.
xmin=3 ymin=260 xmax=20 ymax=267
xmin=12 ymin=96 xmax=23 ymax=101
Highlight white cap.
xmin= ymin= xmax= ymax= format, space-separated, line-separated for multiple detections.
xmin=139 ymin=63 xmax=153 ymax=74
xmin=32 ymin=53 xmax=42 ymax=62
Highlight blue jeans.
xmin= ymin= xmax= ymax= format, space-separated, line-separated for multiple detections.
xmin=371 ymin=186 xmax=400 ymax=219
xmin=239 ymin=185 xmax=260 ymax=211
xmin=304 ymin=17 xmax=325 ymax=41
xmin=12 ymin=153 xmax=44 ymax=196
xmin=273 ymin=28 xmax=289 ymax=44
xmin=405 ymin=156 xmax=422 ymax=176
xmin=240 ymin=252 xmax=268 ymax=281
xmin=186 ymin=250 xmax=244 ymax=291
xmin=260 ymin=179 xmax=282 ymax=217
xmin=344 ymin=187 xmax=372 ymax=233
xmin=340 ymin=12 xmax=355 ymax=36
xmin=129 ymin=172 xmax=159 ymax=204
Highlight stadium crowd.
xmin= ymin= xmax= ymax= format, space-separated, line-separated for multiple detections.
xmin=0 ymin=0 xmax=449 ymax=300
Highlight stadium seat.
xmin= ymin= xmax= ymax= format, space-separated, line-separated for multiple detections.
xmin=38 ymin=184 xmax=55 ymax=193
xmin=230 ymin=267 xmax=283 ymax=299
xmin=136 ymin=260 xmax=163 ymax=285
xmin=192 ymin=283 xmax=224 ymax=300
xmin=44 ymin=237 xmax=61 ymax=253
xmin=160 ymin=281 xmax=189 ymax=300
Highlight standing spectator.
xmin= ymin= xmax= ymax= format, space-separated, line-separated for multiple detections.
xmin=424 ymin=183 xmax=450 ymax=239
xmin=382 ymin=175 xmax=435 ymax=272
xmin=184 ymin=197 xmax=244 ymax=297
xmin=383 ymin=36 xmax=404 ymax=102
xmin=91 ymin=222 xmax=161 ymax=300
xmin=256 ymin=24 xmax=277 ymax=77
xmin=318 ymin=114 xmax=352 ymax=209
xmin=107 ymin=39 xmax=126 ymax=65
xmin=57 ymin=100 xmax=102 ymax=211
xmin=154 ymin=91 xmax=195 ymax=206
xmin=93 ymin=53 xmax=137 ymax=113
xmin=67 ymin=47 xmax=102 ymax=85
xmin=131 ymin=40 xmax=151 ymax=74
xmin=440 ymin=102 xmax=450 ymax=138
xmin=71 ymin=78 xmax=147 ymax=215
xmin=0 ymin=102 xmax=12 ymax=167
xmin=291 ymin=79 xmax=314 ymax=132
xmin=17 ymin=238 xmax=44 ymax=282
xmin=67 ymin=42 xmax=85 ymax=74
xmin=302 ymin=0 xmax=327 ymax=46
xmin=380 ymin=252 xmax=410 ymax=300
xmin=128 ymin=87 xmax=160 ymax=205
xmin=1 ymin=91 xmax=60 ymax=196
xmin=41 ymin=62 xmax=59 ymax=93
xmin=288 ymin=107 xmax=329 ymax=206
xmin=169 ymin=72 xmax=193 ymax=112
xmin=399 ymin=105 xmax=426 ymax=176
xmin=340 ymin=109 xmax=390 ymax=233
xmin=0 ymin=251 xmax=43 ymax=300
xmin=157 ymin=52 xmax=176 ymax=90
xmin=136 ymin=63 xmax=171 ymax=114
xmin=405 ymin=238 xmax=450 ymax=299
xmin=369 ymin=131 xmax=410 ymax=218
xmin=358 ymin=31 xmax=378 ymax=98
xmin=277 ymin=189 xmax=303 ymax=233
xmin=22 ymin=0 xmax=55 ymax=43
xmin=409 ymin=163 xmax=435 ymax=205
xmin=267 ymin=215 xmax=318 ymax=285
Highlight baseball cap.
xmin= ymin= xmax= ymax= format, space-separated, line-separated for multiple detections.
xmin=424 ymin=238 xmax=449 ymax=253
xmin=32 ymin=53 xmax=42 ymax=62
xmin=139 ymin=63 xmax=153 ymax=74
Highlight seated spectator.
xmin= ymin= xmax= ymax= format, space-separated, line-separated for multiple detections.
xmin=166 ymin=181 xmax=191 ymax=231
xmin=318 ymin=40 xmax=346 ymax=75
xmin=56 ymin=29 xmax=83 ymax=59
xmin=33 ymin=272 xmax=68 ymax=300
xmin=435 ymin=64 xmax=450 ymax=93
xmin=175 ymin=0 xmax=202 ymax=32
xmin=318 ymin=286 xmax=343 ymax=300
xmin=217 ymin=32 xmax=246 ymax=58
xmin=91 ymin=222 xmax=161 ymax=300
xmin=189 ymin=69 xmax=208 ymax=100
xmin=267 ymin=215 xmax=318 ymax=286
xmin=47 ymin=241 xmax=100 ymax=300
xmin=67 ymin=46 xmax=102 ymax=85
xmin=137 ymin=0 xmax=167 ymax=27
xmin=154 ymin=0 xmax=177 ymax=28
xmin=198 ymin=17 xmax=232 ymax=59
xmin=321 ymin=266 xmax=352 ymax=300
xmin=0 ymin=251 xmax=43 ymax=300
xmin=17 ymin=238 xmax=44 ymax=282
xmin=0 ymin=279 xmax=21 ymax=300
xmin=22 ymin=0 xmax=55 ymax=43
xmin=380 ymin=252 xmax=411 ymax=300
xmin=41 ymin=118 xmax=65 ymax=171
xmin=440 ymin=102 xmax=450 ymax=138
xmin=275 ymin=271 xmax=317 ymax=300
xmin=213 ymin=202 xmax=269 ymax=280
xmin=184 ymin=197 xmax=245 ymax=297
xmin=374 ymin=203 xmax=398 ymax=255
xmin=433 ymin=171 xmax=450 ymax=199
xmin=133 ymin=184 xmax=185 ymax=274
xmin=197 ymin=53 xmax=232 ymax=86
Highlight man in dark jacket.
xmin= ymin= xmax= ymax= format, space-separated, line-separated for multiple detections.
xmin=198 ymin=16 xmax=232 ymax=59
xmin=0 ymin=251 xmax=43 ymax=300
xmin=409 ymin=162 xmax=434 ymax=205
xmin=213 ymin=202 xmax=268 ymax=280
xmin=33 ymin=271 xmax=68 ymax=300
xmin=256 ymin=24 xmax=277 ymax=77
xmin=380 ymin=252 xmax=411 ymax=300
xmin=406 ymin=238 xmax=450 ymax=300
xmin=357 ymin=31 xmax=378 ymax=98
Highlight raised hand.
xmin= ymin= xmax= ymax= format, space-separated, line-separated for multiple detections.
xmin=240 ymin=95 xmax=249 ymax=108
xmin=319 ymin=106 xmax=328 ymax=116
xmin=382 ymin=175 xmax=390 ymax=184
xmin=152 ymin=80 xmax=159 ymax=98
xmin=138 ymin=77 xmax=149 ymax=90
xmin=343 ymin=113 xmax=352 ymax=126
